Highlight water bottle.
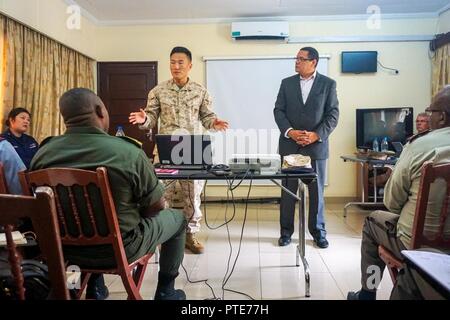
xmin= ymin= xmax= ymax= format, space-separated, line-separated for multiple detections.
xmin=145 ymin=128 xmax=153 ymax=142
xmin=381 ymin=137 xmax=389 ymax=152
xmin=372 ymin=137 xmax=379 ymax=152
xmin=115 ymin=125 xmax=125 ymax=137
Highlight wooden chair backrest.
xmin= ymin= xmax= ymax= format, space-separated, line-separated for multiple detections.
xmin=411 ymin=162 xmax=450 ymax=249
xmin=19 ymin=167 xmax=129 ymax=271
xmin=0 ymin=163 xmax=9 ymax=194
xmin=0 ymin=187 xmax=69 ymax=299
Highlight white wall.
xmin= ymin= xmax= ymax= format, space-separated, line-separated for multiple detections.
xmin=0 ymin=0 xmax=97 ymax=58
xmin=438 ymin=9 xmax=450 ymax=33
xmin=1 ymin=0 xmax=439 ymax=197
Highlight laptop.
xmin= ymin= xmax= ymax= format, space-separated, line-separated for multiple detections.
xmin=392 ymin=141 xmax=403 ymax=156
xmin=155 ymin=134 xmax=213 ymax=170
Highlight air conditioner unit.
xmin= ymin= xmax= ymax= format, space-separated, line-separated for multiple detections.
xmin=231 ymin=21 xmax=289 ymax=40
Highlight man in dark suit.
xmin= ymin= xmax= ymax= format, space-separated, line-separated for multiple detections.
xmin=274 ymin=47 xmax=339 ymax=248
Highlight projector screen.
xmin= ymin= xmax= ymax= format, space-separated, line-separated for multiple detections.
xmin=205 ymin=56 xmax=329 ymax=162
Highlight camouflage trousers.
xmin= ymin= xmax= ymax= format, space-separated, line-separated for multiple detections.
xmin=163 ymin=180 xmax=205 ymax=234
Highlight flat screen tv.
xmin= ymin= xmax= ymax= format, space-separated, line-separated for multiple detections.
xmin=356 ymin=107 xmax=414 ymax=150
xmin=342 ymin=51 xmax=378 ymax=73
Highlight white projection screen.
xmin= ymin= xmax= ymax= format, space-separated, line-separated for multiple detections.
xmin=205 ymin=55 xmax=329 ymax=184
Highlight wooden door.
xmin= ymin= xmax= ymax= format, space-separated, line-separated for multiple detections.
xmin=98 ymin=62 xmax=157 ymax=158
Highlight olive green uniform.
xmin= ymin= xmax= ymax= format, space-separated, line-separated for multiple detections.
xmin=30 ymin=126 xmax=186 ymax=276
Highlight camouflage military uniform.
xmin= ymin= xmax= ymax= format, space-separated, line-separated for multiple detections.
xmin=139 ymin=79 xmax=217 ymax=234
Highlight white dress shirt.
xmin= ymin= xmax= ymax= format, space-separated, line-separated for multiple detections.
xmin=284 ymin=71 xmax=317 ymax=138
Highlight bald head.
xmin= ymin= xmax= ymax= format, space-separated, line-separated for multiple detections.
xmin=59 ymin=88 xmax=109 ymax=131
xmin=432 ymin=85 xmax=450 ymax=115
xmin=426 ymin=85 xmax=450 ymax=130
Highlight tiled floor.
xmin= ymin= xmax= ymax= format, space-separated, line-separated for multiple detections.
xmin=105 ymin=200 xmax=394 ymax=300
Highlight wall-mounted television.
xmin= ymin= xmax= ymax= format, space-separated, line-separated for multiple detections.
xmin=356 ymin=107 xmax=414 ymax=150
xmin=341 ymin=51 xmax=378 ymax=73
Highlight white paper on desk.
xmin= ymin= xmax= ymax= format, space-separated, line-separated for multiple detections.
xmin=0 ymin=231 xmax=27 ymax=245
xmin=402 ymin=250 xmax=450 ymax=292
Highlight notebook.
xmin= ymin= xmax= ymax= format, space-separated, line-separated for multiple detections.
xmin=155 ymin=134 xmax=213 ymax=170
xmin=0 ymin=231 xmax=27 ymax=245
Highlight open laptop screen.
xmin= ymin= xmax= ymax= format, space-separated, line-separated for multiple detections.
xmin=155 ymin=135 xmax=213 ymax=167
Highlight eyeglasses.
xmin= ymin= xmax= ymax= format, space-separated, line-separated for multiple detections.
xmin=296 ymin=57 xmax=313 ymax=62
xmin=425 ymin=109 xmax=443 ymax=117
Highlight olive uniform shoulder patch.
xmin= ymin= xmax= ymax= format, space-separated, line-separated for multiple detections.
xmin=118 ymin=136 xmax=143 ymax=149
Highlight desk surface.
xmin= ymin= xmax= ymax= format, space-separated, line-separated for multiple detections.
xmin=156 ymin=170 xmax=317 ymax=182
xmin=402 ymin=250 xmax=450 ymax=299
xmin=341 ymin=154 xmax=397 ymax=166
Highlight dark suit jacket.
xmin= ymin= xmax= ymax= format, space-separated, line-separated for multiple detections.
xmin=274 ymin=72 xmax=339 ymax=160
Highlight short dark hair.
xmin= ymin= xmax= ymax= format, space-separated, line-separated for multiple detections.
xmin=5 ymin=107 xmax=31 ymax=127
xmin=170 ymin=46 xmax=192 ymax=61
xmin=59 ymin=87 xmax=100 ymax=123
xmin=300 ymin=46 xmax=319 ymax=64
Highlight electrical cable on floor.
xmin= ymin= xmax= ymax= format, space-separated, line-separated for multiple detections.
xmin=180 ymin=261 xmax=218 ymax=300
xmin=220 ymin=175 xmax=255 ymax=300
xmin=203 ymin=178 xmax=237 ymax=229
xmin=177 ymin=170 xmax=255 ymax=300
xmin=179 ymin=172 xmax=220 ymax=299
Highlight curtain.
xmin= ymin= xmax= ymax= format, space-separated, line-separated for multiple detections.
xmin=431 ymin=43 xmax=450 ymax=97
xmin=0 ymin=14 xmax=95 ymax=142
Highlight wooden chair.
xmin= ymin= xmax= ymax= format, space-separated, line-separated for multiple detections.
xmin=20 ymin=167 xmax=153 ymax=300
xmin=379 ymin=161 xmax=450 ymax=284
xmin=0 ymin=163 xmax=8 ymax=194
xmin=0 ymin=186 xmax=70 ymax=300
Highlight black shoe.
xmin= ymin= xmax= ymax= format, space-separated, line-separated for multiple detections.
xmin=347 ymin=290 xmax=376 ymax=300
xmin=154 ymin=289 xmax=186 ymax=300
xmin=85 ymin=286 xmax=109 ymax=300
xmin=278 ymin=236 xmax=291 ymax=247
xmin=85 ymin=274 xmax=109 ymax=300
xmin=313 ymin=236 xmax=329 ymax=249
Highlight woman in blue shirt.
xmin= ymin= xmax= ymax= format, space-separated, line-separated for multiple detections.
xmin=1 ymin=108 xmax=39 ymax=169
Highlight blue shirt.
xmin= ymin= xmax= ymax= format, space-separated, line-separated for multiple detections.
xmin=1 ymin=129 xmax=39 ymax=169
xmin=0 ymin=139 xmax=26 ymax=194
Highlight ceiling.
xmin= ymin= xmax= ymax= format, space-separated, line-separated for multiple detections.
xmin=68 ymin=0 xmax=450 ymax=25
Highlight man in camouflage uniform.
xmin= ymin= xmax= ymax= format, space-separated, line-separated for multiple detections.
xmin=129 ymin=46 xmax=229 ymax=254
xmin=348 ymin=85 xmax=450 ymax=300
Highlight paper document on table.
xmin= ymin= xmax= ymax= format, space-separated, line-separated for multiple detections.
xmin=402 ymin=250 xmax=450 ymax=292
xmin=282 ymin=154 xmax=312 ymax=169
xmin=0 ymin=231 xmax=27 ymax=245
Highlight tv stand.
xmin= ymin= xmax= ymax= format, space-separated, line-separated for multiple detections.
xmin=341 ymin=155 xmax=397 ymax=217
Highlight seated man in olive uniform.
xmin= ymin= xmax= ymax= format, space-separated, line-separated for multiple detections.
xmin=30 ymin=88 xmax=187 ymax=300
xmin=347 ymin=85 xmax=450 ymax=300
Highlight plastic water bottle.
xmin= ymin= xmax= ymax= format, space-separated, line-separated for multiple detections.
xmin=372 ymin=138 xmax=379 ymax=152
xmin=145 ymin=128 xmax=153 ymax=142
xmin=381 ymin=137 xmax=389 ymax=152
xmin=115 ymin=126 xmax=125 ymax=137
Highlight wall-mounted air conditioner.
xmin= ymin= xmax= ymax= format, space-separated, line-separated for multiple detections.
xmin=231 ymin=21 xmax=289 ymax=41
